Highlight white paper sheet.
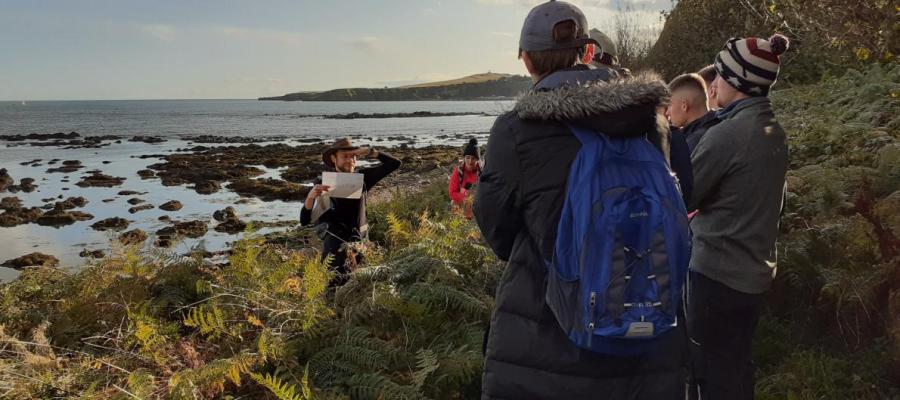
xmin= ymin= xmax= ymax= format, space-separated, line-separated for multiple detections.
xmin=321 ymin=172 xmax=364 ymax=199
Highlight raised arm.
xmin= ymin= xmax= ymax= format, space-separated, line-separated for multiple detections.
xmin=363 ymin=150 xmax=402 ymax=190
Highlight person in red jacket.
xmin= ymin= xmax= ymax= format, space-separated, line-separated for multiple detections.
xmin=448 ymin=138 xmax=481 ymax=219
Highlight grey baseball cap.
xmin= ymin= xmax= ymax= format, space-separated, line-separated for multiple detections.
xmin=589 ymin=28 xmax=617 ymax=58
xmin=519 ymin=1 xmax=599 ymax=53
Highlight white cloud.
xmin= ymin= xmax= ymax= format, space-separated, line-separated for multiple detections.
xmin=136 ymin=23 xmax=176 ymax=41
xmin=213 ymin=26 xmax=306 ymax=46
xmin=346 ymin=36 xmax=383 ymax=52
xmin=488 ymin=31 xmax=516 ymax=38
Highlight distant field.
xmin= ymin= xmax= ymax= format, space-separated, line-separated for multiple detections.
xmin=399 ymin=73 xmax=513 ymax=89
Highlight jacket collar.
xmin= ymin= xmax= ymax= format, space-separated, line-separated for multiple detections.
xmin=715 ymin=97 xmax=769 ymax=120
xmin=515 ymin=69 xmax=669 ymax=121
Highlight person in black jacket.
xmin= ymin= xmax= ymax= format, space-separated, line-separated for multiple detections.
xmin=474 ymin=2 xmax=685 ymax=399
xmin=300 ymin=138 xmax=401 ymax=285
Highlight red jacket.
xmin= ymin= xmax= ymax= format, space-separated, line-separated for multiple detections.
xmin=448 ymin=164 xmax=480 ymax=205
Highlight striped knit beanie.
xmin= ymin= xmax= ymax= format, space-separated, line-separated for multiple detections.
xmin=715 ymin=34 xmax=790 ymax=96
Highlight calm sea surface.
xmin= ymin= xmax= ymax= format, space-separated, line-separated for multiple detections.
xmin=0 ymin=100 xmax=513 ymax=281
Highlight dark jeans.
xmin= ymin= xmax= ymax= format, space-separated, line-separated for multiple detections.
xmin=687 ymin=271 xmax=764 ymax=400
xmin=322 ymin=234 xmax=362 ymax=287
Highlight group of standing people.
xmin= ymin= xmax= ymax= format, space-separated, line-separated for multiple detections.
xmin=473 ymin=1 xmax=789 ymax=399
xmin=299 ymin=1 xmax=789 ymax=398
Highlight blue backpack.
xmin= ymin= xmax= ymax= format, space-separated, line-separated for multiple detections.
xmin=545 ymin=124 xmax=691 ymax=356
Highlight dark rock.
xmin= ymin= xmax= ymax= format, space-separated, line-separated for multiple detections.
xmin=46 ymin=160 xmax=84 ymax=173
xmin=79 ymin=249 xmax=105 ymax=258
xmin=127 ymin=197 xmax=145 ymax=205
xmin=213 ymin=206 xmax=237 ymax=222
xmin=0 ymin=132 xmax=79 ymax=142
xmin=137 ymin=169 xmax=156 ymax=179
xmin=117 ymin=190 xmax=145 ymax=196
xmin=1 ymin=196 xmax=22 ymax=211
xmin=19 ymin=159 xmax=41 ymax=166
xmin=1 ymin=252 xmax=59 ymax=269
xmin=129 ymin=136 xmax=166 ymax=144
xmin=102 ymin=161 xmax=112 ymax=164
xmin=159 ymin=200 xmax=183 ymax=211
xmin=226 ymin=178 xmax=306 ymax=202
xmin=102 ymin=198 xmax=115 ymax=203
xmin=76 ymin=173 xmax=125 ymax=188
xmin=90 ymin=217 xmax=130 ymax=231
xmin=18 ymin=177 xmax=37 ymax=192
xmin=128 ymin=204 xmax=154 ymax=214
xmin=119 ymin=229 xmax=148 ymax=245
xmin=156 ymin=220 xmax=207 ymax=239
xmin=194 ymin=180 xmax=221 ymax=195
xmin=0 ymin=206 xmax=43 ymax=227
xmin=0 ymin=169 xmax=13 ymax=191
xmin=214 ymin=219 xmax=248 ymax=234
xmin=158 ymin=215 xmax=171 ymax=222
xmin=36 ymin=209 xmax=93 ymax=227
xmin=52 ymin=196 xmax=88 ymax=211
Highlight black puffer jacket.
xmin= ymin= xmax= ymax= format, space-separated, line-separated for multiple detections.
xmin=475 ymin=66 xmax=686 ymax=400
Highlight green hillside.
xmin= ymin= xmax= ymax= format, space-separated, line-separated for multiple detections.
xmin=259 ymin=74 xmax=532 ymax=101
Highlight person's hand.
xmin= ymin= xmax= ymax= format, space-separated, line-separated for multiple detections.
xmin=349 ymin=147 xmax=373 ymax=158
xmin=305 ymin=184 xmax=330 ymax=209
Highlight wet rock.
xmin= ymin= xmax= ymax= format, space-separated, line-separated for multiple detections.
xmin=129 ymin=135 xmax=166 ymax=144
xmin=0 ymin=132 xmax=79 ymax=141
xmin=1 ymin=252 xmax=59 ymax=269
xmin=46 ymin=160 xmax=84 ymax=174
xmin=158 ymin=215 xmax=171 ymax=222
xmin=119 ymin=229 xmax=148 ymax=245
xmin=159 ymin=200 xmax=182 ymax=211
xmin=281 ymin=164 xmax=327 ymax=183
xmin=156 ymin=220 xmax=207 ymax=239
xmin=91 ymin=217 xmax=130 ymax=231
xmin=226 ymin=178 xmax=306 ymax=202
xmin=52 ymin=196 xmax=88 ymax=211
xmin=0 ymin=207 xmax=43 ymax=227
xmin=117 ymin=190 xmax=145 ymax=196
xmin=18 ymin=178 xmax=37 ymax=192
xmin=193 ymin=180 xmax=221 ymax=195
xmin=213 ymin=206 xmax=237 ymax=222
xmin=36 ymin=209 xmax=93 ymax=227
xmin=0 ymin=169 xmax=13 ymax=191
xmin=102 ymin=198 xmax=116 ymax=203
xmin=128 ymin=204 xmax=154 ymax=214
xmin=102 ymin=160 xmax=112 ymax=164
xmin=1 ymin=196 xmax=22 ymax=211
xmin=127 ymin=198 xmax=145 ymax=205
xmin=76 ymin=173 xmax=126 ymax=188
xmin=234 ymin=198 xmax=253 ymax=205
xmin=137 ymin=169 xmax=156 ymax=179
xmin=79 ymin=249 xmax=106 ymax=258
xmin=19 ymin=159 xmax=41 ymax=166
xmin=214 ymin=219 xmax=248 ymax=234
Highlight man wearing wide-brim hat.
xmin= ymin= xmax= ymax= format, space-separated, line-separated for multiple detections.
xmin=300 ymin=138 xmax=401 ymax=284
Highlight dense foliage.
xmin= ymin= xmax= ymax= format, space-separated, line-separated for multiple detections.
xmin=644 ymin=0 xmax=897 ymax=82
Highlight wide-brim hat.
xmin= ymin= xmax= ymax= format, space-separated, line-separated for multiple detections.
xmin=322 ymin=138 xmax=360 ymax=167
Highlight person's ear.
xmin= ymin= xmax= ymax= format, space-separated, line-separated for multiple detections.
xmin=522 ymin=52 xmax=536 ymax=75
xmin=331 ymin=154 xmax=338 ymax=165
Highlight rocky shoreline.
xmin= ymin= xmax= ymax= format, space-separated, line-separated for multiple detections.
xmin=0 ymin=134 xmax=464 ymax=270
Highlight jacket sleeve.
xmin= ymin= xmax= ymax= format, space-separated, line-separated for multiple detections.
xmin=688 ymin=125 xmax=733 ymax=211
xmin=363 ymin=151 xmax=402 ymax=190
xmin=448 ymin=167 xmax=465 ymax=203
xmin=669 ymin=130 xmax=694 ymax=206
xmin=474 ymin=119 xmax=523 ymax=261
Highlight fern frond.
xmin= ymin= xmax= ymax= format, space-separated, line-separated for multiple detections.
xmin=251 ymin=371 xmax=308 ymax=400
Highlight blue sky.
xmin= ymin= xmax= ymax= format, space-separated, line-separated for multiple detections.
xmin=0 ymin=0 xmax=671 ymax=100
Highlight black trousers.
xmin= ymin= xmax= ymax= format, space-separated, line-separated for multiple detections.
xmin=687 ymin=271 xmax=764 ymax=400
xmin=321 ymin=234 xmax=362 ymax=287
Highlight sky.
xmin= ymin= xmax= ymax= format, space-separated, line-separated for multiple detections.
xmin=0 ymin=0 xmax=672 ymax=100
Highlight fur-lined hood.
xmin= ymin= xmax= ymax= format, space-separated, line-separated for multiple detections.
xmin=514 ymin=67 xmax=670 ymax=140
